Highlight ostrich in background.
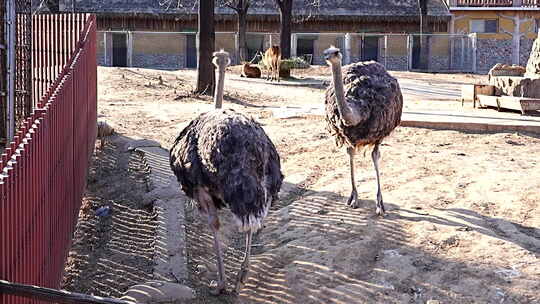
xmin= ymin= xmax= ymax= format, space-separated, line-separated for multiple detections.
xmin=323 ymin=46 xmax=403 ymax=216
xmin=169 ymin=50 xmax=284 ymax=294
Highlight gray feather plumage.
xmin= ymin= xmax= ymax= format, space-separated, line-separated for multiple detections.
xmin=325 ymin=61 xmax=403 ymax=147
xmin=170 ymin=109 xmax=283 ymax=229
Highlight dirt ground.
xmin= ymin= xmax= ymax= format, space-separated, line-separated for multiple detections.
xmin=71 ymin=66 xmax=539 ymax=303
xmin=61 ymin=136 xmax=157 ymax=298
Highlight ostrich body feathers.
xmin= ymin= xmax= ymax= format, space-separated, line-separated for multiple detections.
xmin=325 ymin=61 xmax=403 ymax=148
xmin=170 ymin=109 xmax=283 ymax=232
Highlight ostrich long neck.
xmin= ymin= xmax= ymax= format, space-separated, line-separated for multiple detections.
xmin=214 ymin=66 xmax=226 ymax=109
xmin=331 ymin=62 xmax=359 ymax=126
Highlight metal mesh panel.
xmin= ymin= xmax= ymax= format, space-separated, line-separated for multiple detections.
xmin=346 ymin=33 xmax=476 ymax=73
xmin=15 ymin=0 xmax=32 ymax=128
xmin=409 ymin=34 xmax=475 ymax=73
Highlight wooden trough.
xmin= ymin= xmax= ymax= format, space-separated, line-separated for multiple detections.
xmin=477 ymin=95 xmax=540 ymax=115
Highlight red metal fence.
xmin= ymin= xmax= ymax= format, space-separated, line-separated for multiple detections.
xmin=0 ymin=14 xmax=97 ymax=304
xmin=454 ymin=0 xmax=540 ymax=6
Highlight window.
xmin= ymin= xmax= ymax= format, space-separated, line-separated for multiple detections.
xmin=297 ymin=36 xmax=316 ymax=64
xmin=246 ymin=34 xmax=265 ymax=62
xmin=470 ymin=19 xmax=498 ymax=33
xmin=535 ymin=19 xmax=540 ymax=33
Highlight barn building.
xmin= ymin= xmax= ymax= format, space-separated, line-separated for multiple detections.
xmin=57 ymin=0 xmax=452 ymax=70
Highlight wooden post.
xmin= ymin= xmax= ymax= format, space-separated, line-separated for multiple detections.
xmin=0 ymin=280 xmax=136 ymax=304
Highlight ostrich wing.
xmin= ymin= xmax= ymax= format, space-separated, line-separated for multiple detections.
xmin=325 ymin=61 xmax=403 ymax=147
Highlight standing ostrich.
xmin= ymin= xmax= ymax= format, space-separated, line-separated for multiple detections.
xmin=169 ymin=50 xmax=284 ymax=294
xmin=323 ymin=46 xmax=403 ymax=216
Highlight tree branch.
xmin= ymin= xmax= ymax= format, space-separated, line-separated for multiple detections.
xmin=274 ymin=0 xmax=284 ymax=11
xmin=497 ymin=13 xmax=515 ymax=21
xmin=500 ymin=28 xmax=513 ymax=37
xmin=226 ymin=3 xmax=240 ymax=12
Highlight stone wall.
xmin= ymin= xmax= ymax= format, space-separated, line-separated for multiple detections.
xmin=132 ymin=54 xmax=184 ymax=69
xmin=477 ymin=39 xmax=513 ymax=73
xmin=520 ymin=37 xmax=534 ymax=67
xmin=429 ymin=56 xmax=450 ymax=71
xmin=385 ymin=56 xmax=408 ymax=71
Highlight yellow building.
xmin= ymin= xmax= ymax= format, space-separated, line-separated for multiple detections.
xmin=446 ymin=0 xmax=540 ymax=71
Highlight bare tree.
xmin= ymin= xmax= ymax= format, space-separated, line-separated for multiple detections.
xmin=196 ymin=0 xmax=216 ymax=95
xmin=417 ymin=0 xmax=429 ymax=69
xmin=220 ymin=0 xmax=250 ymax=62
xmin=159 ymin=0 xmax=215 ymax=95
xmin=498 ymin=13 xmax=535 ymax=65
xmin=274 ymin=0 xmax=292 ymax=58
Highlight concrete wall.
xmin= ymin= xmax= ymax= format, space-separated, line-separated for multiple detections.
xmin=132 ymin=32 xmax=185 ymax=69
xmin=215 ymin=32 xmax=236 ymax=63
xmin=312 ymin=34 xmax=344 ymax=65
xmin=99 ymin=32 xmax=113 ymax=66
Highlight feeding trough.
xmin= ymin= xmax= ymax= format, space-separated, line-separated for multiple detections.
xmin=467 ymin=32 xmax=540 ymax=115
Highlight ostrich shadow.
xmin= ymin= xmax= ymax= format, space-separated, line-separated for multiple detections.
xmin=395 ymin=207 xmax=539 ymax=256
xmin=184 ymin=180 xmax=537 ymax=303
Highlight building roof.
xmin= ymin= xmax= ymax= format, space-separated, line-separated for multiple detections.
xmin=59 ymin=0 xmax=451 ymax=20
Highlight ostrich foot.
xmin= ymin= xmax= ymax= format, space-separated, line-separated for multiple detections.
xmin=375 ymin=194 xmax=385 ymax=217
xmin=346 ymin=190 xmax=360 ymax=208
xmin=209 ymin=280 xmax=226 ymax=296
xmin=234 ymin=262 xmax=250 ymax=294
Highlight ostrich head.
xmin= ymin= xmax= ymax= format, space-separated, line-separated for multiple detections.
xmin=212 ymin=49 xmax=231 ymax=71
xmin=324 ymin=46 xmax=342 ymax=66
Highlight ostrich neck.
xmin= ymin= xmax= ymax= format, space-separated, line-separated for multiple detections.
xmin=214 ymin=67 xmax=226 ymax=109
xmin=331 ymin=63 xmax=358 ymax=126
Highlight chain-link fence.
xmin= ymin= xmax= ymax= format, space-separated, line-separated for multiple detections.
xmin=1 ymin=0 xmax=32 ymax=144
xmin=293 ymin=33 xmax=477 ymax=73
xmin=94 ymin=31 xmax=478 ymax=74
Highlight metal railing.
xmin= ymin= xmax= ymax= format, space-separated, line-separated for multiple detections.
xmin=0 ymin=14 xmax=97 ymax=304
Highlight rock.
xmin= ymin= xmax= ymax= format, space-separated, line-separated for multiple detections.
xmin=489 ymin=75 xmax=540 ymax=98
xmin=426 ymin=300 xmax=441 ymax=304
xmin=121 ymin=281 xmax=195 ymax=304
xmin=97 ymin=121 xmax=115 ymax=137
xmin=126 ymin=139 xmax=162 ymax=152
xmin=488 ymin=63 xmax=525 ymax=80
xmin=525 ymin=31 xmax=540 ymax=77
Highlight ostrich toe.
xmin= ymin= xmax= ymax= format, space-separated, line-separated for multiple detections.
xmin=209 ymin=280 xmax=226 ymax=296
xmin=234 ymin=262 xmax=250 ymax=293
xmin=346 ymin=190 xmax=360 ymax=208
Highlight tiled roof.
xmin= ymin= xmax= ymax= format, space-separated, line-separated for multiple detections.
xmin=59 ymin=0 xmax=450 ymax=17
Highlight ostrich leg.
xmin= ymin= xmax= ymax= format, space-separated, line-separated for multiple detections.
xmin=346 ymin=146 xmax=360 ymax=208
xmin=372 ymin=143 xmax=385 ymax=216
xmin=234 ymin=229 xmax=253 ymax=293
xmin=207 ymin=206 xmax=226 ymax=295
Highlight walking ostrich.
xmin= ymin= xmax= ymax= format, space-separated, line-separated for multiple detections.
xmin=169 ymin=50 xmax=284 ymax=294
xmin=323 ymin=46 xmax=403 ymax=216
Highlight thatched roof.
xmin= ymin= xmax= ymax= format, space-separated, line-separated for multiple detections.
xmin=60 ymin=0 xmax=451 ymax=20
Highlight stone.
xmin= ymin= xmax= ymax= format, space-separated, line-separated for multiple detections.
xmin=426 ymin=300 xmax=441 ymax=304
xmin=126 ymin=139 xmax=162 ymax=152
xmin=97 ymin=121 xmax=115 ymax=137
xmin=121 ymin=281 xmax=195 ymax=304
xmin=489 ymin=76 xmax=540 ymax=98
xmin=525 ymin=31 xmax=540 ymax=77
xmin=488 ymin=63 xmax=525 ymax=80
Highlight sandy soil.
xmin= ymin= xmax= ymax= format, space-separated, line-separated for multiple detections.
xmin=84 ymin=66 xmax=538 ymax=303
xmin=61 ymin=136 xmax=157 ymax=298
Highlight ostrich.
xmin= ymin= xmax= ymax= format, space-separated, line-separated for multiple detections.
xmin=169 ymin=50 xmax=284 ymax=294
xmin=323 ymin=46 xmax=403 ymax=216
